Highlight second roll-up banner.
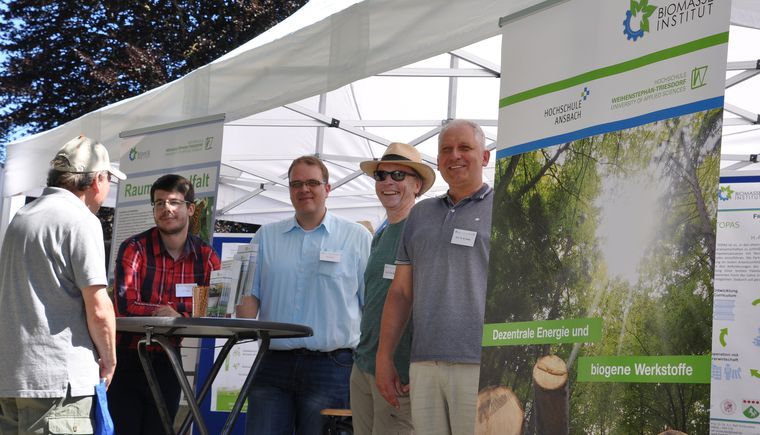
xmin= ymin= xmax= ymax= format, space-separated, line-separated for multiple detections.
xmin=480 ymin=1 xmax=732 ymax=434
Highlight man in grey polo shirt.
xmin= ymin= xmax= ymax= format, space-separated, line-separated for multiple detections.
xmin=376 ymin=119 xmax=493 ymax=435
xmin=0 ymin=136 xmax=125 ymax=434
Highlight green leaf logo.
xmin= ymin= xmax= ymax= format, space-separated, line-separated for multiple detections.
xmin=624 ymin=0 xmax=657 ymax=41
xmin=631 ymin=0 xmax=656 ymax=32
xmin=718 ymin=185 xmax=734 ymax=201
xmin=128 ymin=146 xmax=138 ymax=161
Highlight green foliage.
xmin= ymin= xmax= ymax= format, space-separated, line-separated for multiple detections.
xmin=0 ymin=0 xmax=308 ymax=150
xmin=482 ymin=109 xmax=722 ymax=433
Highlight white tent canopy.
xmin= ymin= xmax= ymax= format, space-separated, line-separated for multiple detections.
xmin=2 ymin=0 xmax=759 ymax=233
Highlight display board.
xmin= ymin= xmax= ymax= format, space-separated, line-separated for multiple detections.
xmin=479 ymin=1 xmax=731 ymax=433
xmin=110 ymin=115 xmax=224 ymax=276
xmin=710 ymin=175 xmax=760 ymax=432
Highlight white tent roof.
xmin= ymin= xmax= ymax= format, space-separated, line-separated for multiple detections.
xmin=2 ymin=0 xmax=759 ymax=229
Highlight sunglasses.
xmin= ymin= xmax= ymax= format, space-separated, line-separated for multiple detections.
xmin=373 ymin=170 xmax=418 ymax=182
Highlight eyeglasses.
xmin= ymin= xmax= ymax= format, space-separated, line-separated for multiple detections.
xmin=289 ymin=179 xmax=326 ymax=189
xmin=151 ymin=199 xmax=191 ymax=210
xmin=373 ymin=170 xmax=417 ymax=182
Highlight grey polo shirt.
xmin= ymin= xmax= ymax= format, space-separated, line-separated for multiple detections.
xmin=0 ymin=187 xmax=107 ymax=398
xmin=396 ymin=184 xmax=493 ymax=364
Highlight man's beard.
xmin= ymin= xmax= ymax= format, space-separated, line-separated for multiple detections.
xmin=157 ymin=219 xmax=187 ymax=236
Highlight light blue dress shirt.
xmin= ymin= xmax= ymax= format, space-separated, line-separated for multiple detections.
xmin=250 ymin=211 xmax=372 ymax=351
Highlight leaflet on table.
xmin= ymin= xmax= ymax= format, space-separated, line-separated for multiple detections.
xmin=207 ymin=266 xmax=231 ymax=318
xmin=238 ymin=244 xmax=259 ymax=305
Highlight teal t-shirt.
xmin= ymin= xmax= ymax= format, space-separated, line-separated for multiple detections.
xmin=353 ymin=220 xmax=413 ymax=384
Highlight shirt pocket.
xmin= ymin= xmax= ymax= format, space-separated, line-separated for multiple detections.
xmin=317 ymin=254 xmax=349 ymax=278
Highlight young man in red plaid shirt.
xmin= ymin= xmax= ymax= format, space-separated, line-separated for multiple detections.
xmin=108 ymin=174 xmax=220 ymax=434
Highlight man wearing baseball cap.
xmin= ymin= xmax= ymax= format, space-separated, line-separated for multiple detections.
xmin=351 ymin=142 xmax=435 ymax=435
xmin=0 ymin=135 xmax=125 ymax=433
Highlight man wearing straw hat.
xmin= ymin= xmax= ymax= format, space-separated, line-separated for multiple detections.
xmin=351 ymin=143 xmax=436 ymax=435
xmin=0 ymin=135 xmax=126 ymax=433
xmin=377 ymin=120 xmax=493 ymax=435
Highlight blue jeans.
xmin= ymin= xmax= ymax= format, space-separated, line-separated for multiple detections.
xmin=245 ymin=348 xmax=353 ymax=435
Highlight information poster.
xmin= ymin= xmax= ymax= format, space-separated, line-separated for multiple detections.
xmin=710 ymin=176 xmax=760 ymax=433
xmin=479 ymin=1 xmax=730 ymax=434
xmin=209 ymin=236 xmax=257 ymax=413
xmin=110 ymin=117 xmax=224 ymax=276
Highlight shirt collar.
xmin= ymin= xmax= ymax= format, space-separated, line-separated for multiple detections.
xmin=42 ymin=187 xmax=91 ymax=213
xmin=283 ymin=210 xmax=334 ymax=234
xmin=151 ymin=227 xmax=197 ymax=259
xmin=441 ymin=183 xmax=492 ymax=207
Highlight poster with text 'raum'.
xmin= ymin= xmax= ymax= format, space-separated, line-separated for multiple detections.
xmin=479 ymin=1 xmax=730 ymax=434
xmin=109 ymin=116 xmax=224 ymax=278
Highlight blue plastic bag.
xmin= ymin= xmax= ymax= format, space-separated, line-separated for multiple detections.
xmin=94 ymin=379 xmax=114 ymax=435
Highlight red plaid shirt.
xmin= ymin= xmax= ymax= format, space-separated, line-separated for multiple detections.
xmin=114 ymin=227 xmax=221 ymax=349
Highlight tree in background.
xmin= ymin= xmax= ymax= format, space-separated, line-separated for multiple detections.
xmin=0 ymin=0 xmax=308 ymax=160
xmin=480 ymin=109 xmax=721 ymax=434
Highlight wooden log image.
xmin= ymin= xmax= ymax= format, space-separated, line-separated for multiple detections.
xmin=533 ymin=354 xmax=569 ymax=434
xmin=475 ymin=385 xmax=523 ymax=435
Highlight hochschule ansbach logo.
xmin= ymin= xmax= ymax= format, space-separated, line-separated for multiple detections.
xmin=543 ymin=86 xmax=591 ymax=125
xmin=624 ymin=0 xmax=715 ymax=41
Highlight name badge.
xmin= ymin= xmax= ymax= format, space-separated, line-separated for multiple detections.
xmin=383 ymin=264 xmax=397 ymax=280
xmin=176 ymin=283 xmax=196 ymax=297
xmin=451 ymin=229 xmax=477 ymax=247
xmin=320 ymin=250 xmax=342 ymax=263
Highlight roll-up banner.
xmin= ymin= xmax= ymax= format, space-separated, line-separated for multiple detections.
xmin=480 ymin=1 xmax=732 ymax=433
xmin=110 ymin=115 xmax=224 ymax=278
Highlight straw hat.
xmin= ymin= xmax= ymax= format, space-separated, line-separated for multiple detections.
xmin=360 ymin=142 xmax=436 ymax=195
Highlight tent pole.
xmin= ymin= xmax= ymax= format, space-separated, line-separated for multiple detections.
xmin=447 ymin=55 xmax=459 ymax=119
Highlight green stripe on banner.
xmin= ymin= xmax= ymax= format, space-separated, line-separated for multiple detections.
xmin=483 ymin=318 xmax=602 ymax=346
xmin=499 ymin=32 xmax=729 ymax=108
xmin=577 ymin=355 xmax=711 ymax=383
xmin=711 ymin=418 xmax=760 ymax=426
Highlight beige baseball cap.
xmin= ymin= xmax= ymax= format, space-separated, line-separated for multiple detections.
xmin=51 ymin=135 xmax=127 ymax=180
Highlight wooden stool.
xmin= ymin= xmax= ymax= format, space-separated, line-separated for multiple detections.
xmin=321 ymin=408 xmax=353 ymax=435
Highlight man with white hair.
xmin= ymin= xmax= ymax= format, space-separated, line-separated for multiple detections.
xmin=377 ymin=120 xmax=493 ymax=435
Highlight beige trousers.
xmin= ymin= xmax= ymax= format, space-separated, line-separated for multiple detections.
xmin=409 ymin=361 xmax=480 ymax=435
xmin=350 ymin=363 xmax=414 ymax=435
xmin=0 ymin=393 xmax=94 ymax=435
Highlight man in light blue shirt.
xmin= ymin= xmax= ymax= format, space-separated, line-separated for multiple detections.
xmin=240 ymin=155 xmax=371 ymax=435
